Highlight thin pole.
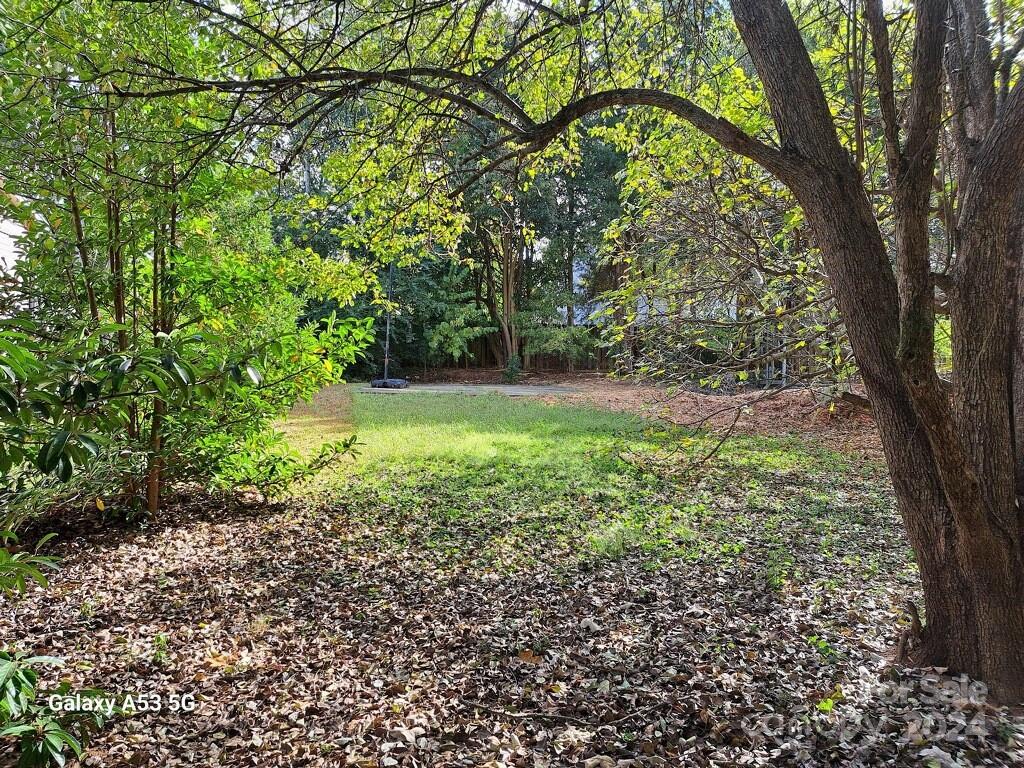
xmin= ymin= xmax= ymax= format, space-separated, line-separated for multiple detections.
xmin=383 ymin=261 xmax=394 ymax=380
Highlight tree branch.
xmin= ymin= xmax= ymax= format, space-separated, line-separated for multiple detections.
xmin=115 ymin=68 xmax=800 ymax=186
xmin=511 ymin=88 xmax=801 ymax=184
xmin=864 ymin=0 xmax=904 ymax=179
xmin=114 ymin=66 xmax=536 ymax=131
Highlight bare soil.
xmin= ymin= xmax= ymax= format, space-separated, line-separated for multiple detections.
xmin=413 ymin=369 xmax=882 ymax=458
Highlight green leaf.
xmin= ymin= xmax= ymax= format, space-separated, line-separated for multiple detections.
xmin=0 ymin=724 xmax=34 ymax=737
xmin=56 ymin=454 xmax=73 ymax=482
xmin=38 ymin=429 xmax=71 ymax=474
xmin=0 ymin=386 xmax=18 ymax=414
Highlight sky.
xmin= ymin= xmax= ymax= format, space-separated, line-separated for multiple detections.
xmin=0 ymin=219 xmax=22 ymax=272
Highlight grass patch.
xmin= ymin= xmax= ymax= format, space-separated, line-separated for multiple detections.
xmin=282 ymin=386 xmax=902 ymax=584
xmin=276 ymin=384 xmax=355 ymax=456
xmin=346 ymin=388 xmax=649 ymax=467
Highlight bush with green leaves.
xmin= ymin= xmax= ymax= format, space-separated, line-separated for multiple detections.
xmin=0 ymin=301 xmax=370 ymax=525
xmin=522 ymin=324 xmax=598 ymax=369
xmin=0 ymin=531 xmax=56 ymax=598
xmin=423 ymin=265 xmax=498 ymax=366
xmin=0 ymin=652 xmax=110 ymax=768
xmin=0 ymin=16 xmax=375 ymax=526
xmin=205 ymin=433 xmax=360 ymax=494
xmin=502 ymin=354 xmax=523 ymax=383
xmin=1 ymin=539 xmax=106 ymax=768
xmin=0 ymin=185 xmax=373 ymax=528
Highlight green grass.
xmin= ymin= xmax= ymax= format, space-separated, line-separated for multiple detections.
xmin=348 ymin=390 xmax=650 ymax=467
xmin=282 ymin=386 xmax=905 ymax=583
xmin=324 ymin=391 xmax=670 ymax=570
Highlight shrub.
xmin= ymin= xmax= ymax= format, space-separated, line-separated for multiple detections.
xmin=0 ymin=652 xmax=111 ymax=768
xmin=503 ymin=354 xmax=523 ymax=383
xmin=0 ymin=531 xmax=56 ymax=597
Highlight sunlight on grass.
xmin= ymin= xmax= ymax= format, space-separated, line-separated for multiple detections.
xmin=279 ymin=384 xmax=896 ymax=578
xmin=347 ymin=389 xmax=649 ymax=466
xmin=279 ymin=385 xmax=653 ymax=468
xmin=275 ymin=384 xmax=356 ymax=456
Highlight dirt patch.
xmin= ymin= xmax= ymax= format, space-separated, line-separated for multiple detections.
xmin=411 ymin=370 xmax=882 ymax=457
xmin=560 ymin=381 xmax=880 ymax=455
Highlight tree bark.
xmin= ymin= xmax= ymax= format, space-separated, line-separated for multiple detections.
xmin=146 ymin=177 xmax=178 ymax=516
xmin=730 ymin=0 xmax=1024 ymax=701
xmin=1015 ymin=236 xmax=1024 ymax=500
xmin=104 ymin=103 xmax=128 ymax=353
xmin=501 ymin=229 xmax=520 ymax=360
xmin=66 ymin=182 xmax=100 ymax=325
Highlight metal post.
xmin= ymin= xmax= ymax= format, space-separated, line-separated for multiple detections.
xmin=382 ymin=261 xmax=394 ymax=381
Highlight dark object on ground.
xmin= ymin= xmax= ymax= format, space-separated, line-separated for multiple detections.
xmin=370 ymin=378 xmax=409 ymax=389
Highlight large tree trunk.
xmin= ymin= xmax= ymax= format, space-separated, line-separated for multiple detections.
xmin=792 ymin=168 xmax=1016 ymax=692
xmin=792 ymin=132 xmax=1024 ymax=706
xmin=731 ymin=0 xmax=1024 ymax=701
xmin=1015 ymin=238 xmax=1024 ymax=499
xmin=940 ymin=134 xmax=1024 ymax=699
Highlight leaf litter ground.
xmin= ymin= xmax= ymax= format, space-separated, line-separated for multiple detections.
xmin=2 ymin=388 xmax=1022 ymax=767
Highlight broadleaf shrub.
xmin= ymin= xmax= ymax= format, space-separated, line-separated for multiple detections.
xmin=0 ymin=652 xmax=111 ymax=768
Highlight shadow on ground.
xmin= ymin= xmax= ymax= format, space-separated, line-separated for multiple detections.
xmin=3 ymin=391 xmax=1020 ymax=767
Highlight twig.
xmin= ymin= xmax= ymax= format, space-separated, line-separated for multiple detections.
xmin=602 ymin=700 xmax=670 ymax=726
xmin=460 ymin=698 xmax=669 ymax=728
xmin=460 ymin=698 xmax=591 ymax=726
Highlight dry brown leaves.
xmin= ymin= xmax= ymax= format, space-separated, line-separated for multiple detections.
xmin=2 ymin=485 xmax=1021 ymax=767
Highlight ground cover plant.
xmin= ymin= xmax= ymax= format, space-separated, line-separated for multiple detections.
xmin=3 ymin=389 xmax=1021 ymax=766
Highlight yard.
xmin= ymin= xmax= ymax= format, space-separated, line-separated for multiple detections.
xmin=3 ymin=388 xmax=1019 ymax=766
